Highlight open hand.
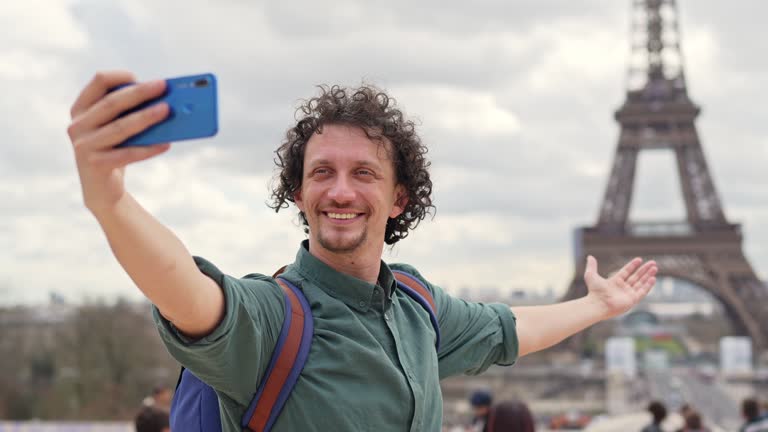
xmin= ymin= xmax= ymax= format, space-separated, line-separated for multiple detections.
xmin=583 ymin=256 xmax=657 ymax=319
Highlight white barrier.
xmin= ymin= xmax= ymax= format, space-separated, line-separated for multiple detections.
xmin=0 ymin=422 xmax=132 ymax=432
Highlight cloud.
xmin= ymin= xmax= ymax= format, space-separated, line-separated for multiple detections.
xmin=1 ymin=1 xmax=88 ymax=52
xmin=2 ymin=0 xmax=767 ymax=306
xmin=394 ymin=85 xmax=522 ymax=135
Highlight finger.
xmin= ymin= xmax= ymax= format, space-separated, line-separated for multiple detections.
xmin=89 ymin=143 xmax=172 ymax=170
xmin=626 ymin=261 xmax=657 ymax=286
xmin=636 ymin=276 xmax=656 ymax=299
xmin=584 ymin=255 xmax=598 ymax=281
xmin=632 ymin=267 xmax=658 ymax=290
xmin=69 ymin=79 xmax=168 ymax=139
xmin=73 ymin=102 xmax=170 ymax=152
xmin=70 ymin=71 xmax=137 ymax=118
xmin=614 ymin=257 xmax=643 ymax=282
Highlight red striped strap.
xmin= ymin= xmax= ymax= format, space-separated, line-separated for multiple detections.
xmin=246 ymin=278 xmax=306 ymax=431
xmin=393 ymin=271 xmax=437 ymax=313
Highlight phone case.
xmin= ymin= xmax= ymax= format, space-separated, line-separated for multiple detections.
xmin=116 ymin=73 xmax=218 ymax=147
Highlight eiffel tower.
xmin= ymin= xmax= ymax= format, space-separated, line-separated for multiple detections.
xmin=563 ymin=0 xmax=768 ymax=353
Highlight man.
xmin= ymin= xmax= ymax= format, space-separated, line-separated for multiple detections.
xmin=641 ymin=400 xmax=667 ymax=432
xmin=674 ymin=404 xmax=694 ymax=432
xmin=682 ymin=411 xmax=710 ymax=432
xmin=741 ymin=397 xmax=768 ymax=432
xmin=135 ymin=406 xmax=170 ymax=432
xmin=468 ymin=390 xmax=493 ymax=432
xmin=66 ymin=72 xmax=657 ymax=431
xmin=142 ymin=385 xmax=173 ymax=412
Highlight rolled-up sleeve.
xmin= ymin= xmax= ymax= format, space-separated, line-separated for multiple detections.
xmin=486 ymin=303 xmax=519 ymax=366
xmin=151 ymin=256 xmax=285 ymax=404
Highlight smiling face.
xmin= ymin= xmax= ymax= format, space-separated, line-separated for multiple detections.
xmin=294 ymin=124 xmax=407 ymax=256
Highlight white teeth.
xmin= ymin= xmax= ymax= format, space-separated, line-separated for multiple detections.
xmin=327 ymin=212 xmax=358 ymax=220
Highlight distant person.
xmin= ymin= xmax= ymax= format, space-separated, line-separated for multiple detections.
xmin=740 ymin=397 xmax=768 ymax=432
xmin=142 ymin=385 xmax=173 ymax=411
xmin=548 ymin=410 xmax=590 ymax=430
xmin=135 ymin=406 xmax=170 ymax=432
xmin=468 ymin=390 xmax=493 ymax=432
xmin=152 ymin=385 xmax=173 ymax=411
xmin=483 ymin=399 xmax=535 ymax=432
xmin=641 ymin=400 xmax=667 ymax=432
xmin=682 ymin=411 xmax=709 ymax=432
xmin=674 ymin=404 xmax=693 ymax=432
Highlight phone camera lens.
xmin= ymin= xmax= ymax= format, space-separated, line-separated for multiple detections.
xmin=194 ymin=79 xmax=209 ymax=88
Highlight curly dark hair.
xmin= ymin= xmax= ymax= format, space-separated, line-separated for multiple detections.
xmin=269 ymin=84 xmax=434 ymax=245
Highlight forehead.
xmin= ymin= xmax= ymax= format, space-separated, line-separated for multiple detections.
xmin=304 ymin=124 xmax=394 ymax=165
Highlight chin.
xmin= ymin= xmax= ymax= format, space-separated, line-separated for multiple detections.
xmin=317 ymin=232 xmax=367 ymax=254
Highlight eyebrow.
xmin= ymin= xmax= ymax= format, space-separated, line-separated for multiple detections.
xmin=308 ymin=159 xmax=382 ymax=169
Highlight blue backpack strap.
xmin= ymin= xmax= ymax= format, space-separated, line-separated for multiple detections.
xmin=241 ymin=276 xmax=313 ymax=432
xmin=392 ymin=270 xmax=441 ymax=350
xmin=170 ymin=368 xmax=223 ymax=432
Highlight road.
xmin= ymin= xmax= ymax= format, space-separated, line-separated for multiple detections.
xmin=647 ymin=368 xmax=741 ymax=431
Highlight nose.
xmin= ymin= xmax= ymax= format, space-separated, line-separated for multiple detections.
xmin=327 ymin=174 xmax=356 ymax=204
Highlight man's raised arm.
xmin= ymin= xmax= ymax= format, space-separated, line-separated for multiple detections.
xmin=67 ymin=71 xmax=223 ymax=338
xmin=512 ymin=256 xmax=657 ymax=357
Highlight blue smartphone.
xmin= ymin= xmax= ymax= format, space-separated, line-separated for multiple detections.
xmin=113 ymin=73 xmax=218 ymax=147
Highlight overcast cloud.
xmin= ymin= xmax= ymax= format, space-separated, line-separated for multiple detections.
xmin=1 ymin=0 xmax=766 ymax=305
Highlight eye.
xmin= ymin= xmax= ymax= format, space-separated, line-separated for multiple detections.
xmin=356 ymin=169 xmax=373 ymax=176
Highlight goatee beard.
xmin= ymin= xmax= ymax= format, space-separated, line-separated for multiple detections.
xmin=318 ymin=230 xmax=368 ymax=254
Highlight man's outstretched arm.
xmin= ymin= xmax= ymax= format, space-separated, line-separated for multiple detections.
xmin=67 ymin=71 xmax=223 ymax=338
xmin=511 ymin=256 xmax=657 ymax=357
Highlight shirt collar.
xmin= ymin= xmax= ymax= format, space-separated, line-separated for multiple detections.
xmin=292 ymin=240 xmax=396 ymax=311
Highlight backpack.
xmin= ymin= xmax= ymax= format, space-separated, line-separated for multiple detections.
xmin=170 ymin=269 xmax=440 ymax=432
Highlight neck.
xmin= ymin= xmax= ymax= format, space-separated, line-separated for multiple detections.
xmin=307 ymin=240 xmax=383 ymax=284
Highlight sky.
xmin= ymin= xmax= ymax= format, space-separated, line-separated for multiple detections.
xmin=1 ymin=0 xmax=766 ymax=305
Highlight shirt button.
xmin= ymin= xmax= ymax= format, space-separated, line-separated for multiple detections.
xmin=359 ymin=300 xmax=366 ymax=307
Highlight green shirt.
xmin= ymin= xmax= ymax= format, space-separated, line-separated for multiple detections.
xmin=153 ymin=241 xmax=518 ymax=431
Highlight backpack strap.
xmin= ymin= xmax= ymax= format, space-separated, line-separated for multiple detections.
xmin=392 ymin=270 xmax=441 ymax=350
xmin=241 ymin=277 xmax=313 ymax=432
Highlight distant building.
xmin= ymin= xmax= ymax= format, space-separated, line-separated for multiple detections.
xmin=457 ymin=285 xmax=558 ymax=305
xmin=641 ymin=277 xmax=723 ymax=318
xmin=617 ymin=309 xmax=683 ymax=338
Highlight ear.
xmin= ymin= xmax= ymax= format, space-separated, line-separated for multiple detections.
xmin=294 ymin=189 xmax=305 ymax=212
xmin=389 ymin=185 xmax=408 ymax=218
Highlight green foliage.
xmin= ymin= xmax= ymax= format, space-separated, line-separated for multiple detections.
xmin=0 ymin=301 xmax=178 ymax=420
xmin=634 ymin=336 xmax=686 ymax=357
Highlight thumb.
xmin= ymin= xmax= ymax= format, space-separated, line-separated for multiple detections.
xmin=584 ymin=255 xmax=598 ymax=281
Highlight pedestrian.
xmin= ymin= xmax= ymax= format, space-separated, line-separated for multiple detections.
xmin=66 ymin=73 xmax=658 ymax=431
xmin=674 ymin=404 xmax=693 ymax=432
xmin=740 ymin=397 xmax=768 ymax=432
xmin=135 ymin=406 xmax=170 ymax=432
xmin=484 ymin=400 xmax=535 ymax=432
xmin=682 ymin=411 xmax=709 ymax=432
xmin=468 ymin=390 xmax=493 ymax=432
xmin=142 ymin=385 xmax=173 ymax=412
xmin=641 ymin=400 xmax=667 ymax=432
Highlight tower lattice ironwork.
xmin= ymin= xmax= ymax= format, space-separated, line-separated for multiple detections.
xmin=563 ymin=0 xmax=768 ymax=352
